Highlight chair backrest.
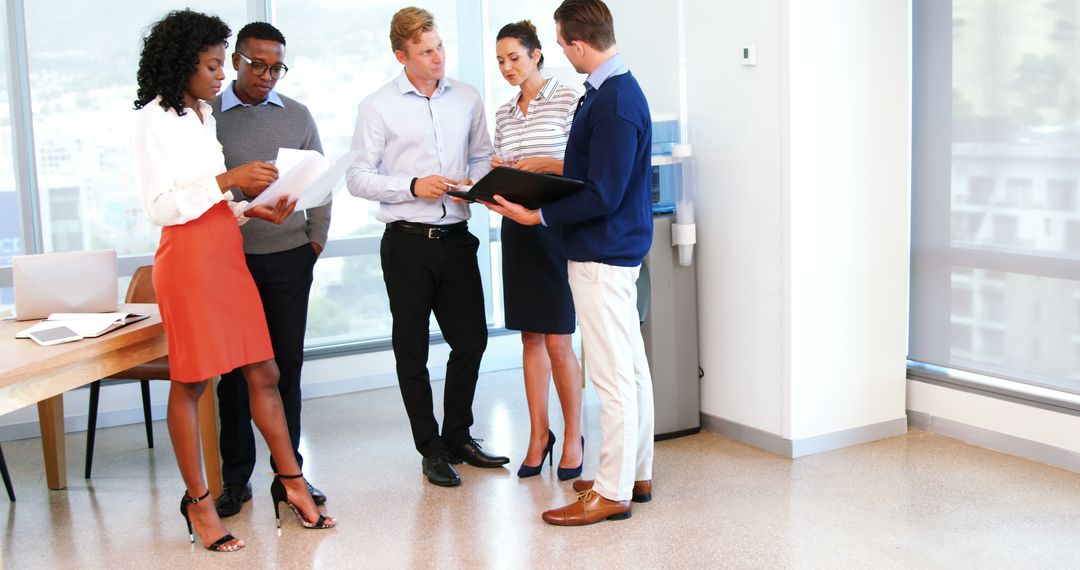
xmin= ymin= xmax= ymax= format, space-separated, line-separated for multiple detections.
xmin=125 ymin=266 xmax=156 ymax=304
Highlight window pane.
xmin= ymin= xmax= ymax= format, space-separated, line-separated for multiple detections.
xmin=24 ymin=2 xmax=247 ymax=256
xmin=0 ymin=6 xmax=21 ymax=271
xmin=0 ymin=8 xmax=17 ymax=312
xmin=307 ymin=254 xmax=392 ymax=344
xmin=948 ymin=268 xmax=1080 ymax=388
xmin=950 ymin=2 xmax=1080 ymax=255
xmin=911 ymin=0 xmax=1080 ymax=395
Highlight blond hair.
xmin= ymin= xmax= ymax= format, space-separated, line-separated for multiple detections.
xmin=390 ymin=7 xmax=436 ymax=53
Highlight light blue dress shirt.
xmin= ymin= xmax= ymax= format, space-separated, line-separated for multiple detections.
xmin=220 ymin=80 xmax=284 ymax=111
xmin=346 ymin=71 xmax=494 ymax=225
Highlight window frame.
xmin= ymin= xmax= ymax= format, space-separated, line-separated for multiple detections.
xmin=0 ymin=0 xmax=511 ymax=355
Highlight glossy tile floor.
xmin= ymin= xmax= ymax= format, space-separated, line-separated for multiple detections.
xmin=1 ymin=369 xmax=1079 ymax=569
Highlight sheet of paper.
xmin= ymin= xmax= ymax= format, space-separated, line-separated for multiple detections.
xmin=47 ymin=312 xmax=129 ymax=321
xmin=293 ymin=150 xmax=364 ymax=210
xmin=245 ymin=149 xmax=326 ymax=211
xmin=273 ymin=148 xmax=313 ymax=176
xmin=244 ymin=150 xmax=362 ymax=212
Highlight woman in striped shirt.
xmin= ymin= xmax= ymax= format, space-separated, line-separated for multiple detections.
xmin=492 ymin=20 xmax=584 ymax=480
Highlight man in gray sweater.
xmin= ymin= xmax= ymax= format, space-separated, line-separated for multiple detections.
xmin=209 ymin=22 xmax=330 ymax=517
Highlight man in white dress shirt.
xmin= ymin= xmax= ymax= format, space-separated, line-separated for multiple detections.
xmin=346 ymin=6 xmax=507 ymax=487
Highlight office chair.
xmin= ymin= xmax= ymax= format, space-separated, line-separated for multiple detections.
xmin=0 ymin=443 xmax=14 ymax=501
xmin=84 ymin=265 xmax=169 ymax=479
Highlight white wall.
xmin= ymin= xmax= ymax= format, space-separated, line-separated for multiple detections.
xmin=785 ymin=0 xmax=910 ymax=439
xmin=680 ymin=0 xmax=910 ymax=447
xmin=908 ymin=380 xmax=1080 ymax=455
xmin=608 ymin=1 xmax=682 ymax=117
xmin=685 ymin=0 xmax=787 ymax=435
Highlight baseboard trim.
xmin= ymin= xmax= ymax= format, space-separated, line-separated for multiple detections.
xmin=907 ymin=410 xmax=1080 ymax=473
xmin=791 ymin=417 xmax=908 ymax=458
xmin=701 ymin=414 xmax=792 ymax=457
xmin=655 ymin=427 xmax=700 ymax=442
xmin=701 ymin=414 xmax=909 ymax=458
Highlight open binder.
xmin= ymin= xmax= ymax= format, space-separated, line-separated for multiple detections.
xmin=446 ymin=166 xmax=584 ymax=210
xmin=16 ymin=312 xmax=150 ymax=341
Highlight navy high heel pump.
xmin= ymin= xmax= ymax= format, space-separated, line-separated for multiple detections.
xmin=557 ymin=436 xmax=584 ymax=481
xmin=517 ymin=429 xmax=556 ymax=478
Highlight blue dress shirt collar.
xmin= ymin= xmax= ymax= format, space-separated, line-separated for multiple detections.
xmin=585 ymin=53 xmax=628 ymax=91
xmin=220 ymin=80 xmax=284 ymax=111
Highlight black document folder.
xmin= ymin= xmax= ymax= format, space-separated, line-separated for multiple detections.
xmin=446 ymin=166 xmax=584 ymax=210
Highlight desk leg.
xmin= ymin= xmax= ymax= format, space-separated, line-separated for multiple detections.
xmin=37 ymin=395 xmax=67 ymax=490
xmin=199 ymin=376 xmax=222 ymax=498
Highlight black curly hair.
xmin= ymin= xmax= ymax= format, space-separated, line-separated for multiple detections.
xmin=134 ymin=9 xmax=231 ymax=116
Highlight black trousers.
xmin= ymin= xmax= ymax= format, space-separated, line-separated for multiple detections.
xmin=218 ymin=243 xmax=316 ymax=485
xmin=381 ymin=226 xmax=488 ymax=457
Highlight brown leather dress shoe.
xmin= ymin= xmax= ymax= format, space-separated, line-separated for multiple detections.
xmin=541 ymin=490 xmax=631 ymax=526
xmin=571 ymin=479 xmax=652 ymax=503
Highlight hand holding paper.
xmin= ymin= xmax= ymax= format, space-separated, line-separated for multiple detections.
xmin=228 ymin=161 xmax=279 ymax=196
xmin=247 ymin=195 xmax=297 ymax=224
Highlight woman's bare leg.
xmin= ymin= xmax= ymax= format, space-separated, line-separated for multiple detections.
xmin=168 ymin=380 xmax=244 ymax=550
xmin=546 ymin=333 xmax=583 ymax=469
xmin=241 ymin=359 xmax=334 ymax=526
xmin=521 ymin=332 xmax=553 ymax=465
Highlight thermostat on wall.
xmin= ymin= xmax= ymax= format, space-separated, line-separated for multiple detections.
xmin=742 ymin=44 xmax=757 ymax=66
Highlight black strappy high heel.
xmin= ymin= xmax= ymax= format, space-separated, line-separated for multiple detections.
xmin=180 ymin=490 xmax=243 ymax=552
xmin=270 ymin=473 xmax=336 ymax=529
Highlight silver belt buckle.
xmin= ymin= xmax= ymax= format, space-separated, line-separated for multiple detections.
xmin=427 ymin=227 xmax=441 ymax=239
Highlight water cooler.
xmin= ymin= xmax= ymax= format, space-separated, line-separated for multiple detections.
xmin=638 ymin=118 xmax=700 ymax=440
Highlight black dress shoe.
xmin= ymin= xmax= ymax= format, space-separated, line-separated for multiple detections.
xmin=214 ymin=481 xmax=253 ymax=518
xmin=307 ymin=481 xmax=327 ymax=505
xmin=448 ymin=439 xmax=510 ymax=468
xmin=422 ymin=453 xmax=461 ymax=487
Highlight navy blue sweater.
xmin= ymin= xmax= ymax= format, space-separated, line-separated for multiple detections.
xmin=540 ymin=72 xmax=653 ymax=267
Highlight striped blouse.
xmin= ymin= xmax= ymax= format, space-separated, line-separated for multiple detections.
xmin=493 ymin=78 xmax=579 ymax=162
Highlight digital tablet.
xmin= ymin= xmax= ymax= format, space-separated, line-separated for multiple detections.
xmin=27 ymin=325 xmax=82 ymax=346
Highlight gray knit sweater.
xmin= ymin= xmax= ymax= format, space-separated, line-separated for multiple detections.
xmin=210 ymin=91 xmax=331 ymax=255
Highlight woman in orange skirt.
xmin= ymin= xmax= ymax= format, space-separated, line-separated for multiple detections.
xmin=133 ymin=10 xmax=334 ymax=553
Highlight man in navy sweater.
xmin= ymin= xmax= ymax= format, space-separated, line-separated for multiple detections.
xmin=487 ymin=0 xmax=655 ymax=526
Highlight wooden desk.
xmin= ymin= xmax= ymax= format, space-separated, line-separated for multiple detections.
xmin=0 ymin=304 xmax=222 ymax=496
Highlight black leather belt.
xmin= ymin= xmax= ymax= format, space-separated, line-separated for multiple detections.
xmin=387 ymin=220 xmax=468 ymax=239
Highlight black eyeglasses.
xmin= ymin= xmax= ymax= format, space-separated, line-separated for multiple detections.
xmin=236 ymin=52 xmax=289 ymax=79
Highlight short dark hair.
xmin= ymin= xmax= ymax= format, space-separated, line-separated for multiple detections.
xmin=134 ymin=9 xmax=231 ymax=116
xmin=554 ymin=0 xmax=615 ymax=51
xmin=236 ymin=21 xmax=286 ymax=52
xmin=497 ymin=20 xmax=544 ymax=70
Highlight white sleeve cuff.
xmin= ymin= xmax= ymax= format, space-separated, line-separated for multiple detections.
xmin=229 ymin=199 xmax=251 ymax=226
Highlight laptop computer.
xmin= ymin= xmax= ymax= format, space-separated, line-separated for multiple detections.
xmin=12 ymin=250 xmax=119 ymax=320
